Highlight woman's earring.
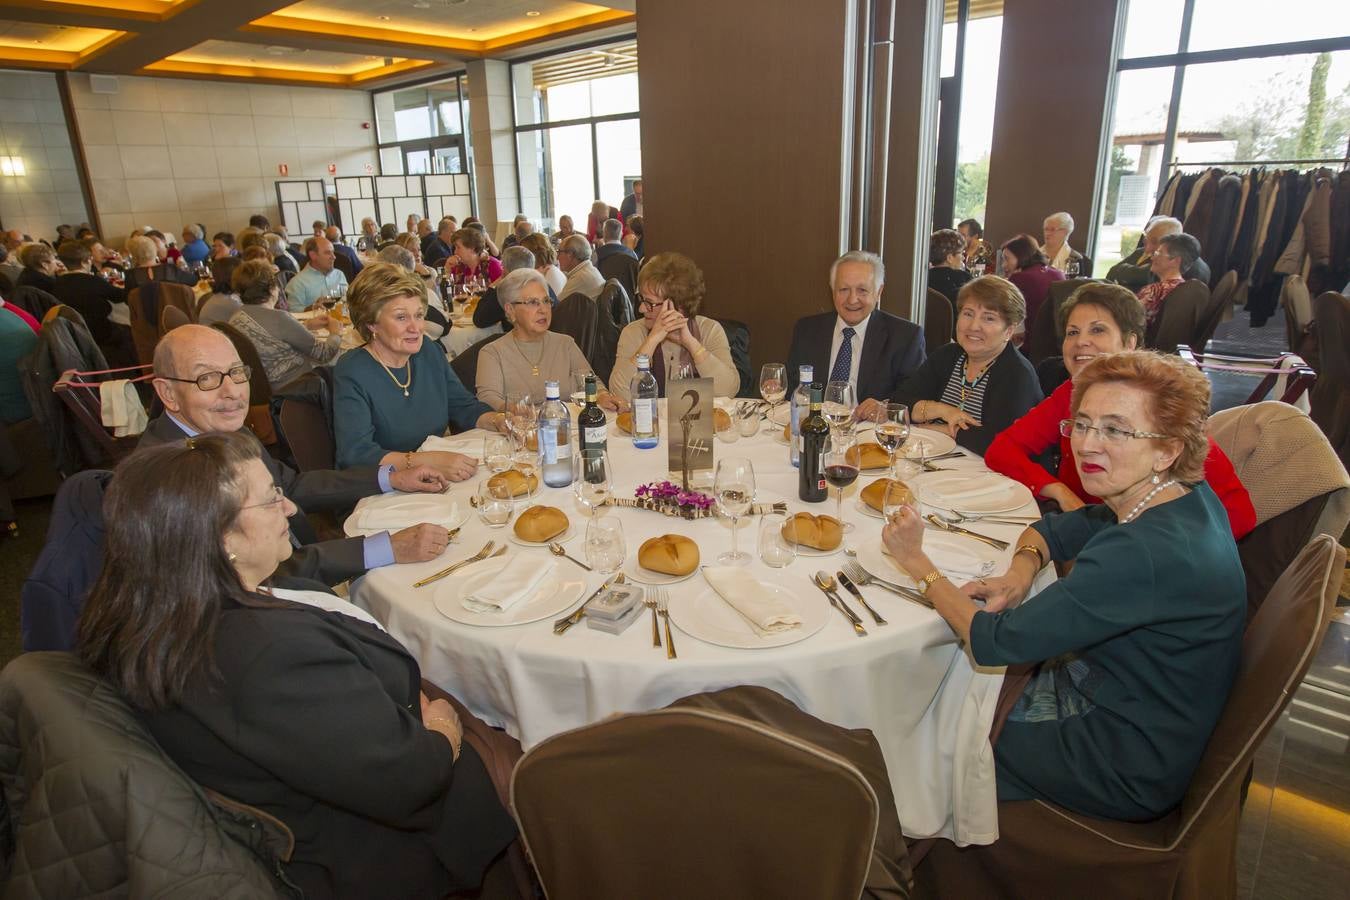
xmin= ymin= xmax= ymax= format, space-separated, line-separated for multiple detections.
xmin=1151 ymin=471 xmax=1161 ymax=485
xmin=227 ymin=551 xmax=238 ymax=563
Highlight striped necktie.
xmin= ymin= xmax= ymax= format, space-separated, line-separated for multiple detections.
xmin=829 ymin=326 xmax=856 ymax=384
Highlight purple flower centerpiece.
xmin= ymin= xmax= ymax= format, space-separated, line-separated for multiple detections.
xmin=629 ymin=480 xmax=717 ymax=519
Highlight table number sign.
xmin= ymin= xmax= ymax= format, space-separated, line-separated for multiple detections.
xmin=667 ymin=378 xmax=714 ymax=489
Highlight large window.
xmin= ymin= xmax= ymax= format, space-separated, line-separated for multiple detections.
xmin=512 ymin=39 xmax=641 ymax=231
xmin=1094 ymin=0 xmax=1350 ymax=275
xmin=374 ymin=75 xmax=470 ymax=178
xmin=936 ymin=3 xmax=1005 ymax=229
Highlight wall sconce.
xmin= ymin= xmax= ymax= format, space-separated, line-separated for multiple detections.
xmin=0 ymin=157 xmax=25 ymax=177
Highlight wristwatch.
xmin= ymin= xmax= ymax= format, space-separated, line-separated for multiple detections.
xmin=916 ymin=569 xmax=944 ymax=595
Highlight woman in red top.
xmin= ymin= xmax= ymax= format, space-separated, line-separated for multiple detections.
xmin=986 ymin=282 xmax=1255 ymax=539
xmin=442 ymin=227 xmax=502 ymax=287
xmin=1001 ymin=233 xmax=1065 ymax=331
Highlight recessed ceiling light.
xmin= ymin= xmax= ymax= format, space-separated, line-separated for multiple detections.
xmin=378 ymin=14 xmax=391 ymax=20
xmin=411 ymin=0 xmax=431 ymax=8
xmin=525 ymin=10 xmax=541 ymax=15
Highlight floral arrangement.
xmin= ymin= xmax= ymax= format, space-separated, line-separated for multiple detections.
xmin=635 ymin=480 xmax=716 ymax=512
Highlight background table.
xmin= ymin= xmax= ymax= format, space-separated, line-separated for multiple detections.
xmin=352 ymin=412 xmax=1050 ymax=845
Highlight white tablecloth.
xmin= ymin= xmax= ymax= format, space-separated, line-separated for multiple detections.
xmin=352 ymin=414 xmax=1050 ymax=845
xmin=441 ymin=319 xmax=498 ymax=357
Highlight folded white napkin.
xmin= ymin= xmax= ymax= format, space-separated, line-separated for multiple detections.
xmin=702 ymin=567 xmax=802 ymax=636
xmin=929 ymin=478 xmax=1008 ymax=504
xmin=463 ymin=559 xmax=555 ymax=613
xmin=99 ymin=379 xmax=148 ymax=437
xmin=356 ymin=496 xmax=460 ymax=530
xmin=419 ymin=434 xmax=482 ymax=455
xmin=882 ymin=541 xmax=991 ymax=582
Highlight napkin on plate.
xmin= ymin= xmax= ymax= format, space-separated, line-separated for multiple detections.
xmin=928 ymin=478 xmax=1008 ymax=504
xmin=419 ymin=435 xmax=482 ymax=455
xmin=356 ymin=496 xmax=460 ymax=530
xmin=702 ymin=567 xmax=802 ymax=637
xmin=463 ymin=559 xmax=556 ymax=613
xmin=883 ymin=540 xmax=992 ymax=582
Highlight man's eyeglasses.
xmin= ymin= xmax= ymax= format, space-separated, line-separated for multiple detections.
xmin=1060 ymin=419 xmax=1168 ymax=443
xmin=509 ymin=299 xmax=548 ymax=310
xmin=158 ymin=364 xmax=251 ymax=391
xmin=242 ymin=484 xmax=286 ymax=510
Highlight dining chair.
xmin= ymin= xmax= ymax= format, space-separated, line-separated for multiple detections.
xmin=278 ymin=396 xmax=335 ymax=473
xmin=915 ymin=534 xmax=1344 ymax=900
xmin=449 ymin=331 xmax=505 ymax=395
xmin=159 ymin=303 xmax=191 ymax=333
xmin=924 ymin=289 xmax=953 ymax=354
xmin=1208 ymin=400 xmax=1350 ymax=619
xmin=1147 ymin=279 xmax=1211 ymax=355
xmin=1280 ymin=275 xmax=1313 ymax=362
xmin=511 ymin=685 xmax=911 ymax=900
xmin=1191 ymin=273 xmax=1235 ymax=351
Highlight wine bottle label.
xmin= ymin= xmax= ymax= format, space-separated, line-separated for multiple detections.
xmin=584 ymin=426 xmax=606 ymax=445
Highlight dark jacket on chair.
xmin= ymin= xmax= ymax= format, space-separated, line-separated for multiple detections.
xmin=138 ymin=414 xmax=376 ymax=587
xmin=786 ymin=308 xmax=926 ymax=401
xmin=19 ymin=314 xmax=109 ymax=476
xmin=893 ymin=341 xmax=1043 ymax=456
xmin=20 ymin=469 xmax=110 ymax=652
xmin=138 ymin=593 xmax=516 ymax=899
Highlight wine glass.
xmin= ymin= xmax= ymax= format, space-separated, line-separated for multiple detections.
xmin=873 ymin=403 xmax=911 ymax=477
xmin=504 ymin=393 xmax=535 ymax=461
xmin=881 ymin=478 xmax=923 ymax=526
xmin=823 ymin=433 xmax=858 ymax=533
xmin=483 ymin=433 xmax=512 ymax=474
xmin=823 ymin=380 xmax=856 ymax=435
xmin=714 ymin=457 xmax=756 ymax=565
xmin=584 ymin=514 xmax=626 ymax=574
xmin=759 ymin=363 xmax=786 ymax=408
xmin=572 ymin=449 xmax=612 ymax=518
xmin=1063 ymin=259 xmax=1080 ymax=277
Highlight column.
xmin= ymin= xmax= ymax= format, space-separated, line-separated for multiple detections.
xmin=465 ymin=58 xmax=521 ymax=231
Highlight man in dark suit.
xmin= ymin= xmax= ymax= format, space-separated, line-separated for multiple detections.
xmin=786 ymin=250 xmax=926 ymax=422
xmin=422 ymin=217 xmax=457 ymax=266
xmin=324 ymin=225 xmax=363 ymax=281
xmin=620 ymin=179 xmax=643 ymax=219
xmin=138 ymin=325 xmax=454 ymax=587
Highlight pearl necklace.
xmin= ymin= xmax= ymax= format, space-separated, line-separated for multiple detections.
xmin=1121 ymin=477 xmax=1177 ymax=524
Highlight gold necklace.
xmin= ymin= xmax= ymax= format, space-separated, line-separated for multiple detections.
xmin=513 ymin=334 xmax=545 ymax=377
xmin=369 ymin=347 xmax=412 ymax=397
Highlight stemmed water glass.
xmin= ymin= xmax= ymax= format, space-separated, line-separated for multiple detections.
xmin=504 ymin=393 xmax=536 ymax=463
xmin=823 ymin=432 xmax=858 ymax=532
xmin=483 ymin=433 xmax=512 ymax=474
xmin=873 ymin=403 xmax=911 ymax=477
xmin=572 ymin=449 xmax=612 ymax=518
xmin=823 ymin=380 xmax=856 ymax=436
xmin=714 ymin=457 xmax=756 ymax=565
xmin=758 ymin=363 xmax=786 ymax=409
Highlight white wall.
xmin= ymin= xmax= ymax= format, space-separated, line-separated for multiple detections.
xmin=0 ymin=69 xmax=90 ymax=242
xmin=67 ymin=73 xmax=378 ymax=245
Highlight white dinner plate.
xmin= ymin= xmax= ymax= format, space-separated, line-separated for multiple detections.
xmin=508 ymin=521 xmax=574 ymax=548
xmin=855 ymin=497 xmax=886 ymax=520
xmin=898 ymin=428 xmax=958 ymax=459
xmin=669 ymin=582 xmax=829 ymax=649
xmin=622 ymin=558 xmax=698 ymax=585
xmin=854 ymin=532 xmax=998 ymax=586
xmin=433 ymin=557 xmax=586 ymax=627
xmin=343 ymin=497 xmax=467 ymax=537
xmin=785 ymin=539 xmax=845 ymax=557
xmin=913 ymin=470 xmax=1034 ymax=515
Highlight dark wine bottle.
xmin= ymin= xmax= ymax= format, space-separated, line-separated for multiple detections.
xmin=577 ymin=373 xmax=607 ymax=482
xmin=798 ymin=384 xmax=829 ymax=502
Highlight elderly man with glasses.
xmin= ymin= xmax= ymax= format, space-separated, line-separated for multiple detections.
xmin=557 ymin=233 xmax=605 ymax=300
xmin=137 ymin=325 xmax=456 ymax=586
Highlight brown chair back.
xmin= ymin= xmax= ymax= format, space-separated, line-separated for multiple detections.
xmin=1281 ymin=275 xmax=1313 ymax=356
xmin=511 ymin=706 xmax=880 ymax=900
xmin=209 ymin=321 xmax=276 ymax=445
xmin=126 ymin=281 xmax=197 ymax=366
xmin=159 ymin=304 xmax=190 ymax=333
xmin=1192 ymin=278 xmax=1233 ymax=352
xmin=924 ymin=289 xmax=953 ymax=354
xmin=1148 ymin=279 xmax=1211 ymax=354
xmin=449 ymin=331 xmax=505 ymax=395
xmin=278 ymin=397 xmax=334 ymax=472
xmin=1309 ymin=291 xmax=1350 ymax=468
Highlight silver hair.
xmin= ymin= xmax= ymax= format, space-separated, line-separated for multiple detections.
xmin=183 ymin=223 xmax=204 ymax=240
xmin=828 ymin=250 xmax=884 ymax=291
xmin=496 ymin=267 xmax=548 ymax=307
xmin=377 ymin=245 xmax=416 ymax=272
xmin=560 ymin=233 xmax=591 ymax=261
xmin=500 ymin=245 xmax=535 ymax=273
xmin=264 ymin=233 xmax=287 ymax=256
xmin=1145 ymin=216 xmax=1183 ymax=236
xmin=601 ymin=218 xmax=623 ymax=241
xmin=1044 ymin=211 xmax=1074 ymax=232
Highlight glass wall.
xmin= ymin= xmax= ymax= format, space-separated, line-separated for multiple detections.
xmin=1094 ymin=0 xmax=1350 ymax=275
xmin=511 ymin=39 xmax=641 ymax=232
xmin=373 ymin=74 xmax=470 ymax=178
xmin=941 ymin=9 xmax=1004 ymax=229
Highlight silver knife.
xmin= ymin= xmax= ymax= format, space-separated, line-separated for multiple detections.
xmin=835 ymin=571 xmax=888 ymax=626
xmin=553 ymin=574 xmax=624 ymax=634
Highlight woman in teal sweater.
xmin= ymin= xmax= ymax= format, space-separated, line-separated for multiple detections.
xmin=334 ymin=264 xmax=506 ymax=477
xmin=882 ymin=351 xmax=1243 ymax=821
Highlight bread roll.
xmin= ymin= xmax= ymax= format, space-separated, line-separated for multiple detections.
xmin=713 ymin=408 xmax=732 ymax=432
xmin=513 ymin=505 xmax=569 ymax=542
xmin=616 ymin=411 xmax=633 ymax=434
xmin=781 ymin=513 xmax=843 ymax=551
xmin=488 ymin=469 xmax=538 ymax=498
xmin=846 ymin=442 xmax=890 ymax=470
xmin=860 ymin=478 xmax=915 ymax=512
xmin=783 ymin=424 xmax=791 ymax=442
xmin=638 ymin=534 xmax=699 ymax=576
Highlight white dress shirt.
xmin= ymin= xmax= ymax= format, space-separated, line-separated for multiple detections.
xmin=827 ymin=314 xmax=870 ymax=387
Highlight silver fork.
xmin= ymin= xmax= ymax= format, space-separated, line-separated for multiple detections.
xmin=657 ymin=589 xmax=676 ymax=659
xmin=643 ymin=590 xmax=662 ymax=649
xmin=842 ymin=561 xmax=934 ymax=610
xmin=413 ymin=541 xmax=497 ymax=588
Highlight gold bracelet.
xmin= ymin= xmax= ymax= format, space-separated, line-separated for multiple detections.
xmin=426 ymin=717 xmax=461 ymax=758
xmin=1014 ymin=543 xmax=1046 ymax=570
xmin=692 ymin=345 xmax=708 ymax=361
xmin=404 ymin=451 xmax=414 ymax=471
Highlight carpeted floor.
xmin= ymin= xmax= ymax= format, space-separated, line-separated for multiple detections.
xmin=0 ymin=496 xmax=53 ymax=667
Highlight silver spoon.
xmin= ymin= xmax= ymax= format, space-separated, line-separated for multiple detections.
xmin=549 ymin=542 xmax=592 ymax=571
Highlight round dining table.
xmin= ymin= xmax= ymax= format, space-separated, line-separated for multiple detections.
xmin=350 ymin=404 xmax=1052 ymax=845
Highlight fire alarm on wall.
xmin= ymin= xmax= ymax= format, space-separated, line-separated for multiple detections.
xmin=361 ymin=122 xmax=371 ymax=129
xmin=328 ymin=162 xmax=337 ymax=174
xmin=278 ymin=163 xmax=289 ymax=176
